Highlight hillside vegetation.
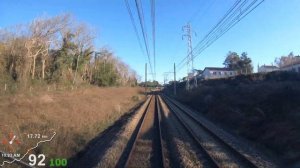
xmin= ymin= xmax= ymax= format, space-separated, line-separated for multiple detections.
xmin=0 ymin=13 xmax=138 ymax=94
xmin=0 ymin=13 xmax=145 ymax=167
xmin=165 ymin=71 xmax=300 ymax=166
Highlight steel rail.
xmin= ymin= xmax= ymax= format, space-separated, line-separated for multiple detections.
xmin=158 ymin=95 xmax=220 ymax=167
xmin=162 ymin=95 xmax=260 ymax=168
xmin=155 ymin=95 xmax=166 ymax=168
xmin=124 ymin=95 xmax=166 ymax=168
xmin=123 ymin=95 xmax=153 ymax=167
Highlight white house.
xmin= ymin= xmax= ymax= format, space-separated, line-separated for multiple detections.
xmin=280 ymin=61 xmax=300 ymax=73
xmin=258 ymin=65 xmax=279 ymax=73
xmin=202 ymin=67 xmax=237 ymax=80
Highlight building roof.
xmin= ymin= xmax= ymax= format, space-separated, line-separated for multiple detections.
xmin=281 ymin=60 xmax=300 ymax=68
xmin=203 ymin=67 xmax=235 ymax=71
xmin=260 ymin=65 xmax=278 ymax=69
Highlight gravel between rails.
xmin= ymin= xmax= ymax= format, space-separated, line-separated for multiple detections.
xmin=70 ymin=93 xmax=280 ymax=168
xmin=165 ymin=98 xmax=248 ymax=167
xmin=94 ymin=96 xmax=152 ymax=168
xmin=164 ymin=95 xmax=279 ymax=168
xmin=126 ymin=96 xmax=156 ymax=167
xmin=125 ymin=95 xmax=166 ymax=168
xmin=158 ymin=95 xmax=214 ymax=168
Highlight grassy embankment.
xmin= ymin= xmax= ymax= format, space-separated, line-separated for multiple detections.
xmin=0 ymin=86 xmax=145 ymax=161
xmin=166 ymin=71 xmax=300 ymax=166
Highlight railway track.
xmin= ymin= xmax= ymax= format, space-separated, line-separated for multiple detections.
xmin=110 ymin=93 xmax=277 ymax=167
xmin=121 ymin=95 xmax=166 ymax=168
xmin=160 ymin=94 xmax=276 ymax=168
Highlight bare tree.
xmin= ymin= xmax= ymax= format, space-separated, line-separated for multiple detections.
xmin=26 ymin=14 xmax=72 ymax=79
xmin=72 ymin=23 xmax=95 ymax=84
xmin=0 ymin=13 xmax=139 ymax=88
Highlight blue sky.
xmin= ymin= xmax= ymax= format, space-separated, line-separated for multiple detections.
xmin=1 ymin=0 xmax=300 ymax=83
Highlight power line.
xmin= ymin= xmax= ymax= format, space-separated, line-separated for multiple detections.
xmin=188 ymin=0 xmax=217 ymax=23
xmin=177 ymin=0 xmax=243 ymax=70
xmin=182 ymin=23 xmax=196 ymax=90
xmin=193 ymin=0 xmax=250 ymax=52
xmin=193 ymin=0 xmax=262 ymax=57
xmin=176 ymin=0 xmax=258 ymax=72
xmin=168 ymin=0 xmax=216 ymax=68
xmin=176 ymin=0 xmax=265 ymax=73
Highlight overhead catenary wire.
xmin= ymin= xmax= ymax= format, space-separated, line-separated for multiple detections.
xmin=124 ymin=0 xmax=146 ymax=58
xmin=135 ymin=0 xmax=153 ymax=78
xmin=150 ymin=0 xmax=156 ymax=80
xmin=124 ymin=0 xmax=157 ymax=80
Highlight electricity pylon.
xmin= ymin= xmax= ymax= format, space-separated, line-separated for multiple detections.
xmin=182 ymin=23 xmax=197 ymax=90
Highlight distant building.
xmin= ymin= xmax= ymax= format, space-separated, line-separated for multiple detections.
xmin=202 ymin=67 xmax=237 ymax=80
xmin=186 ymin=69 xmax=202 ymax=80
xmin=258 ymin=65 xmax=279 ymax=73
xmin=187 ymin=72 xmax=194 ymax=80
xmin=280 ymin=61 xmax=300 ymax=73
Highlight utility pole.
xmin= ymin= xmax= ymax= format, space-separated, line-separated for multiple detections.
xmin=163 ymin=64 xmax=176 ymax=95
xmin=145 ymin=63 xmax=147 ymax=95
xmin=174 ymin=63 xmax=176 ymax=95
xmin=182 ymin=23 xmax=197 ymax=90
xmin=163 ymin=73 xmax=168 ymax=86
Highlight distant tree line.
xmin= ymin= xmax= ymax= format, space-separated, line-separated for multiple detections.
xmin=139 ymin=80 xmax=161 ymax=87
xmin=0 ymin=13 xmax=138 ymax=89
xmin=275 ymin=52 xmax=300 ymax=68
xmin=223 ymin=51 xmax=253 ymax=74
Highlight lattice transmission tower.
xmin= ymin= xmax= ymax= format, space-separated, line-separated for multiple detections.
xmin=182 ymin=23 xmax=197 ymax=90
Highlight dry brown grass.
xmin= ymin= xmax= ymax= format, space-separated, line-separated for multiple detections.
xmin=0 ymin=86 xmax=145 ymax=162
